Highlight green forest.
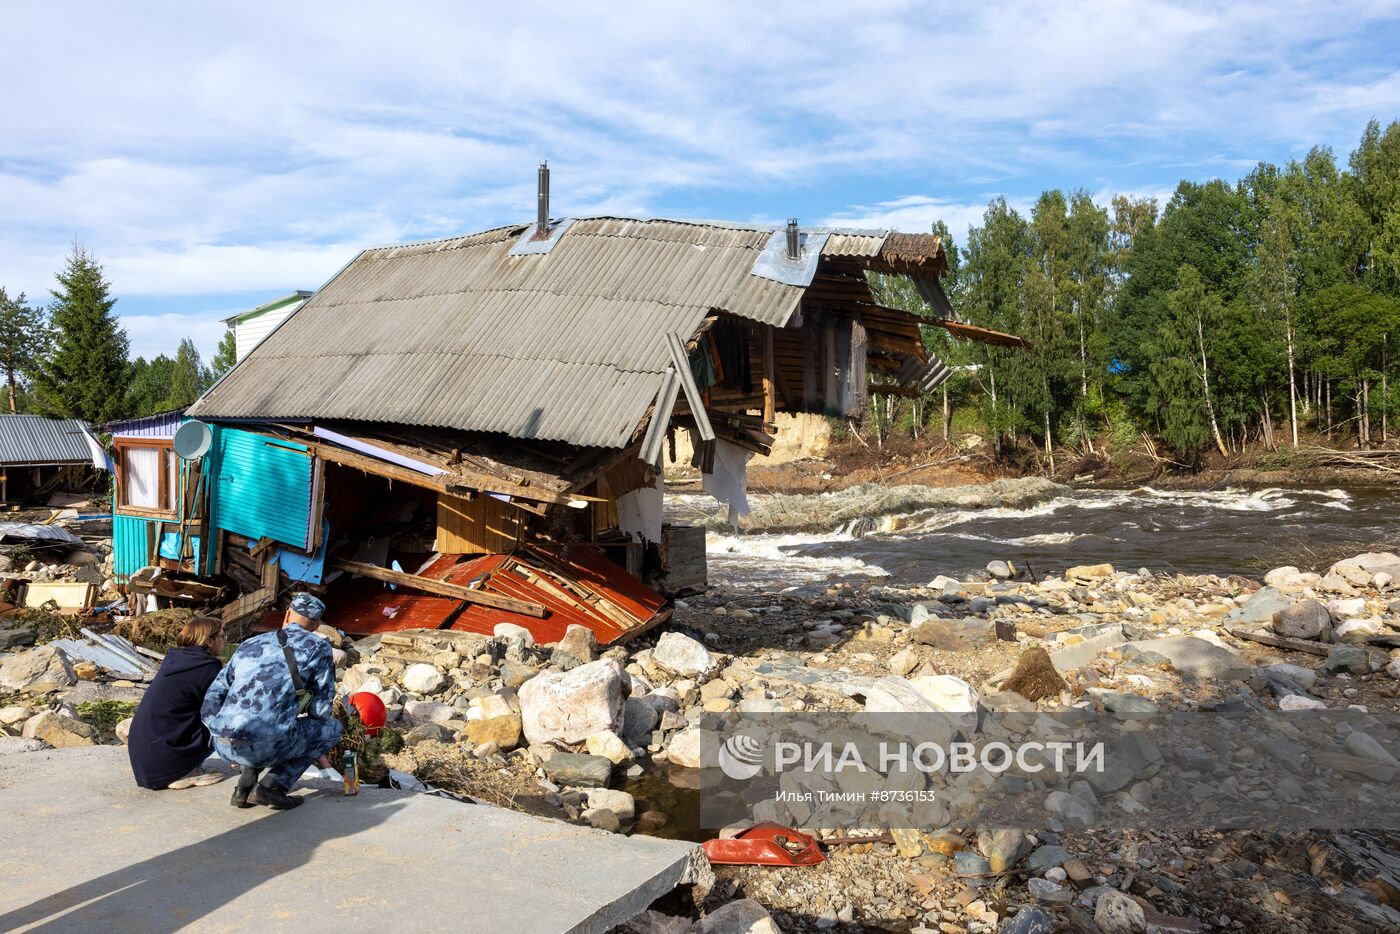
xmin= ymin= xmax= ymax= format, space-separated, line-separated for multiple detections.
xmin=0 ymin=247 xmax=236 ymax=423
xmin=874 ymin=118 xmax=1400 ymax=468
xmin=1 ymin=118 xmax=1396 ymax=467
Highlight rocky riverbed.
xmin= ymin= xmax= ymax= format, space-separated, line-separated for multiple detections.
xmin=4 ymin=538 xmax=1400 ymax=933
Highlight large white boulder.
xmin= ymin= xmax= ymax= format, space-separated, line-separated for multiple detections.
xmin=401 ymin=663 xmax=446 ymax=695
xmin=518 ymin=658 xmax=625 ymax=745
xmin=652 ymin=631 xmax=717 ymax=677
xmin=666 ymin=728 xmax=703 ymax=769
xmin=909 ymin=674 xmax=979 ymax=712
xmin=1329 ymin=552 xmax=1400 ymax=586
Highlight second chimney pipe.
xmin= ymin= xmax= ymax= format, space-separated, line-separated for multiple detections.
xmin=786 ymin=218 xmax=800 ymax=260
xmin=537 ymin=161 xmax=550 ymax=235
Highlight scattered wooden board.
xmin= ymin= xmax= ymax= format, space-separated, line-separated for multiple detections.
xmin=331 ymin=558 xmax=548 ymax=618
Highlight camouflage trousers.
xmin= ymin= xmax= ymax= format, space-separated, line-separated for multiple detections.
xmin=213 ymin=716 xmax=344 ymax=792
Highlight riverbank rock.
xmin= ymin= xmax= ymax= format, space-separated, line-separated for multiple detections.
xmin=1272 ymin=599 xmax=1332 ymax=640
xmin=519 ymin=658 xmax=625 ymax=744
xmin=0 ymin=646 xmax=77 ymax=693
xmin=585 ymin=729 xmax=634 ymax=765
xmin=1095 ymin=889 xmax=1147 ymax=933
xmin=1000 ymin=906 xmax=1054 ymax=934
xmin=465 ymin=714 xmax=522 ymax=750
xmin=541 ymin=751 xmax=613 ymax=788
xmin=1122 ymin=636 xmax=1249 ymax=681
xmin=652 ymin=632 xmax=717 ymax=677
xmin=698 ymin=899 xmax=781 ymax=934
xmin=1223 ymin=586 xmax=1292 ymax=625
xmin=978 ymin=828 xmax=1032 ymax=872
xmin=21 ymin=711 xmax=97 ymax=748
xmin=1264 ymin=566 xmax=1322 ymax=589
xmin=1066 ymin=563 xmax=1114 ymax=583
xmin=550 ymin=624 xmax=598 ymax=670
xmin=622 ymin=696 xmax=661 ymax=744
xmin=401 ymin=663 xmax=446 ymax=695
xmin=1002 ymin=647 xmax=1066 ymax=701
xmin=1329 ymin=552 xmax=1400 ymax=586
xmin=1320 ymin=644 xmax=1387 ymax=675
xmin=910 ymin=674 xmax=979 ymax=712
xmin=493 ymin=622 xmax=535 ymax=647
xmin=667 ymin=729 xmax=703 ymax=768
xmin=912 ymin=617 xmax=996 ymax=652
xmin=0 ymin=624 xmax=36 ymax=650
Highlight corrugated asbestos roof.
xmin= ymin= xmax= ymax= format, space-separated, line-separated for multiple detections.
xmin=0 ymin=416 xmax=98 ymax=466
xmin=190 ymin=216 xmax=943 ymax=449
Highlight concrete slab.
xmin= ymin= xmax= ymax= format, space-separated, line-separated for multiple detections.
xmin=0 ymin=746 xmax=707 ymax=933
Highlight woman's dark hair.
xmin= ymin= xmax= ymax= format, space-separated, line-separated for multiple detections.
xmin=176 ymin=616 xmax=225 ymax=652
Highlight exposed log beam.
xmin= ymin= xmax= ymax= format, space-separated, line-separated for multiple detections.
xmin=330 ymin=558 xmax=549 ymax=618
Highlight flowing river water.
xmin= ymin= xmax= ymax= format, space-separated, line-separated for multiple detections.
xmin=686 ymin=484 xmax=1399 ymax=588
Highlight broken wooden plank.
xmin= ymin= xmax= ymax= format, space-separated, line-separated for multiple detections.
xmin=330 ymin=558 xmax=548 ymax=619
xmin=1226 ymin=626 xmax=1331 ymax=657
xmin=23 ymin=581 xmax=96 ymax=611
xmin=222 ymin=587 xmax=274 ymax=624
xmin=304 ymin=440 xmax=599 ymax=507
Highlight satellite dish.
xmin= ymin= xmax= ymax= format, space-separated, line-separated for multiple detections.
xmin=173 ymin=420 xmax=213 ymax=460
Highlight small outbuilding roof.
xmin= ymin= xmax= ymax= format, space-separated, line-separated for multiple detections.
xmin=190 ymin=216 xmax=947 ymax=449
xmin=0 ymin=416 xmax=103 ymax=467
xmin=220 ymin=291 xmax=314 ymax=326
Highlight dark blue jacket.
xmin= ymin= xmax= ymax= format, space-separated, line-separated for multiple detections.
xmin=127 ymin=646 xmax=223 ymax=789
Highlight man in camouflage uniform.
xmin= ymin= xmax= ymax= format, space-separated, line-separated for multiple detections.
xmin=201 ymin=593 xmax=343 ymax=810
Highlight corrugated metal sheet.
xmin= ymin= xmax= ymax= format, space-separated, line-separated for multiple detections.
xmin=189 ymin=218 xmax=803 ymax=448
xmin=0 ymin=416 xmax=98 ymax=465
xmin=209 ymin=427 xmax=314 ymax=550
xmin=53 ymin=631 xmax=155 ymax=679
xmin=103 ymin=410 xmax=185 ymax=440
xmin=113 ymin=514 xmax=153 ymax=581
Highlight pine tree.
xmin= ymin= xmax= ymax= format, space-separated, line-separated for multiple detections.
xmin=30 ymin=246 xmax=131 ymax=422
xmin=127 ymin=356 xmax=175 ymax=418
xmin=211 ymin=327 xmax=237 ymax=379
xmin=163 ymin=337 xmax=209 ymax=410
xmin=0 ymin=288 xmax=49 ymax=414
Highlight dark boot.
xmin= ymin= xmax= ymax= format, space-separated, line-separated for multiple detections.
xmin=250 ymin=780 xmax=303 ymax=810
xmin=230 ymin=766 xmax=262 ymax=809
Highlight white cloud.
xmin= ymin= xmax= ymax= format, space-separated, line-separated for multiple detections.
xmin=822 ymin=195 xmax=1025 ymax=243
xmin=0 ymin=0 xmax=1396 ymax=360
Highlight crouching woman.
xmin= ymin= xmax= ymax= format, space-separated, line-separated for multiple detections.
xmin=200 ymin=594 xmax=342 ymax=811
xmin=128 ymin=616 xmax=229 ymax=790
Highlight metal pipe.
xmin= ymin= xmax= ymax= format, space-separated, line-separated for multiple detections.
xmin=537 ymin=161 xmax=550 ymax=234
xmin=786 ymin=218 xmax=800 ymax=260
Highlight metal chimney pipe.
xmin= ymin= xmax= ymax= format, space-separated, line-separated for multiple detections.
xmin=537 ymin=161 xmax=550 ymax=235
xmin=785 ymin=218 xmax=800 ymax=260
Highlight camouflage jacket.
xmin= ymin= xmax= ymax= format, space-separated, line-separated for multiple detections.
xmin=201 ymin=624 xmax=336 ymax=742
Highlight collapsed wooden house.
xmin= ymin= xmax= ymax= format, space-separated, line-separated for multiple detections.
xmin=117 ymin=180 xmax=982 ymax=644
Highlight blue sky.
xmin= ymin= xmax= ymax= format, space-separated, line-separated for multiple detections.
xmin=3 ymin=1 xmax=1398 ymax=361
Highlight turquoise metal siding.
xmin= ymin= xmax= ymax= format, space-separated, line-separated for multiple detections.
xmin=113 ymin=514 xmax=153 ymax=581
xmin=210 ymin=427 xmax=313 ymax=550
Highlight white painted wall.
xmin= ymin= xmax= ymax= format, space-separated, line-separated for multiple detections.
xmin=234 ymin=298 xmax=307 ymax=360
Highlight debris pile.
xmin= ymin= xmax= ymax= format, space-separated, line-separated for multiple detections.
xmin=6 ymin=537 xmax=1400 ymax=931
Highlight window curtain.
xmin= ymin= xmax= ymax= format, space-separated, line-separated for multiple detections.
xmin=124 ymin=447 xmax=160 ymax=508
